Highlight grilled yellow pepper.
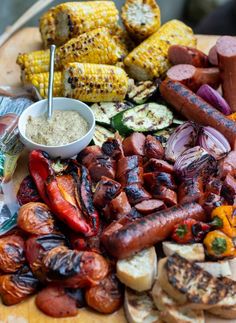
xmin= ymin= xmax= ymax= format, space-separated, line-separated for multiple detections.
xmin=204 ymin=230 xmax=235 ymax=259
xmin=211 ymin=205 xmax=236 ymax=238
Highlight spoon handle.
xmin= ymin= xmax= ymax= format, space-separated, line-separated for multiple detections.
xmin=48 ymin=44 xmax=56 ymax=119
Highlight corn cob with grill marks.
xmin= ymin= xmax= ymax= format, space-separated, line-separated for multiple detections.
xmin=57 ymin=27 xmax=128 ymax=68
xmin=17 ymin=50 xmax=53 ymax=75
xmin=16 ymin=27 xmax=127 ymax=77
xmin=63 ymin=63 xmax=129 ymax=102
xmin=25 ymin=72 xmax=62 ymax=99
xmin=39 ymin=8 xmax=56 ymax=48
xmin=121 ymin=0 xmax=161 ymax=42
xmin=54 ymin=1 xmax=119 ymax=45
xmin=124 ymin=19 xmax=196 ymax=81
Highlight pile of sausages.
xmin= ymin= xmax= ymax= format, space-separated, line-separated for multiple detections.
xmin=161 ymin=37 xmax=236 ymax=149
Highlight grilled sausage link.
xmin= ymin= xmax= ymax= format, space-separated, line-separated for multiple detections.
xmin=160 ymin=79 xmax=236 ymax=149
xmin=102 ymin=202 xmax=206 ymax=259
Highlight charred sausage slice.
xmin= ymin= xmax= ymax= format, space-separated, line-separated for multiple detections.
xmin=93 ymin=177 xmax=121 ymax=209
xmin=168 ymin=45 xmax=210 ymax=67
xmin=124 ymin=183 xmax=151 ymax=205
xmin=167 ymin=64 xmax=220 ymax=92
xmin=102 ymin=191 xmax=132 ymax=221
xmin=144 ymin=135 xmax=164 ymax=159
xmin=144 ymin=158 xmax=174 ymax=174
xmin=117 ymin=155 xmax=143 ymax=179
xmin=134 ymin=199 xmax=165 ymax=215
xmin=123 ymin=132 xmax=146 ymax=156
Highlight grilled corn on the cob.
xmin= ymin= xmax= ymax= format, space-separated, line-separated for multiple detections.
xmin=63 ymin=63 xmax=129 ymax=102
xmin=17 ymin=27 xmax=127 ymax=76
xmin=124 ymin=19 xmax=196 ymax=81
xmin=57 ymin=27 xmax=127 ymax=68
xmin=17 ymin=50 xmax=52 ymax=75
xmin=25 ymin=72 xmax=62 ymax=99
xmin=121 ymin=0 xmax=161 ymax=41
xmin=54 ymin=1 xmax=119 ymax=45
xmin=39 ymin=8 xmax=56 ymax=48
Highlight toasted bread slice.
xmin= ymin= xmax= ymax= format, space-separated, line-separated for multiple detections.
xmin=162 ymin=242 xmax=205 ymax=262
xmin=117 ymin=247 xmax=157 ymax=292
xmin=152 ymin=279 xmax=205 ymax=323
xmin=196 ymin=261 xmax=232 ymax=278
xmin=158 ymin=254 xmax=228 ymax=310
xmin=124 ymin=287 xmax=163 ymax=323
xmin=207 ymin=277 xmax=236 ymax=319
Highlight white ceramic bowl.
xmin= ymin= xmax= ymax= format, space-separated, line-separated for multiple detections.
xmin=18 ymin=97 xmax=95 ymax=159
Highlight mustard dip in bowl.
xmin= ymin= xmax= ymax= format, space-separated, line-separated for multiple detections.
xmin=18 ymin=98 xmax=95 ymax=158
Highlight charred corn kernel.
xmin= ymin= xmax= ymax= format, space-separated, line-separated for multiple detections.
xmin=203 ymin=230 xmax=236 ymax=259
xmin=63 ymin=63 xmax=129 ymax=102
xmin=124 ymin=19 xmax=196 ymax=81
xmin=39 ymin=8 xmax=56 ymax=48
xmin=57 ymin=27 xmax=128 ymax=68
xmin=211 ymin=206 xmax=236 ymax=238
xmin=228 ymin=112 xmax=236 ymax=122
xmin=121 ymin=0 xmax=161 ymax=41
xmin=16 ymin=50 xmax=52 ymax=75
xmin=111 ymin=25 xmax=136 ymax=52
xmin=25 ymin=72 xmax=62 ymax=98
xmin=54 ymin=1 xmax=119 ymax=45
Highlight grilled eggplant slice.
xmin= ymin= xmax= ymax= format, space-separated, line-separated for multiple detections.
xmin=112 ymin=103 xmax=173 ymax=136
xmin=91 ymin=101 xmax=133 ymax=126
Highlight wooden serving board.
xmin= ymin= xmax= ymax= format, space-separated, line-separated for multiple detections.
xmin=0 ymin=28 xmax=233 ymax=323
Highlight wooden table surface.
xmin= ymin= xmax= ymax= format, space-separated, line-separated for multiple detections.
xmin=0 ymin=28 xmax=234 ymax=323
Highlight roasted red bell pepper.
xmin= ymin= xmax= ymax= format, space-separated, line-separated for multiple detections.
xmin=28 ymin=150 xmax=99 ymax=236
xmin=172 ymin=219 xmax=210 ymax=243
xmin=29 ymin=150 xmax=53 ymax=205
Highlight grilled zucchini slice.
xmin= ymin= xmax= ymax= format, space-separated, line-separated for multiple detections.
xmin=92 ymin=125 xmax=114 ymax=147
xmin=112 ymin=103 xmax=173 ymax=136
xmin=127 ymin=80 xmax=159 ymax=104
xmin=90 ymin=101 xmax=133 ymax=126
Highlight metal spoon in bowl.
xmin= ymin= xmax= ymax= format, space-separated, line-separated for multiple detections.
xmin=47 ymin=44 xmax=56 ymax=120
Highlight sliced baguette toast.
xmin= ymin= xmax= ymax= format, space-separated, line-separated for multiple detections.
xmin=124 ymin=287 xmax=163 ymax=323
xmin=162 ymin=242 xmax=205 ymax=262
xmin=207 ymin=277 xmax=236 ymax=319
xmin=152 ymin=279 xmax=205 ymax=323
xmin=158 ymin=254 xmax=228 ymax=310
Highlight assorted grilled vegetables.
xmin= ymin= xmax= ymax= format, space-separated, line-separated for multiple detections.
xmin=92 ymin=125 xmax=114 ymax=147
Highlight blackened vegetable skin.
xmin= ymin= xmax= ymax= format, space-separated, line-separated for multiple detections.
xmin=102 ymin=202 xmax=206 ymax=259
xmin=85 ymin=273 xmax=123 ymax=314
xmin=160 ymin=79 xmax=236 ymax=149
xmin=17 ymin=175 xmax=41 ymax=206
xmin=25 ymin=233 xmax=67 ymax=279
xmin=0 ymin=235 xmax=25 ymax=273
xmin=0 ymin=266 xmax=39 ymax=305
xmin=35 ymin=286 xmax=78 ymax=317
xmin=42 ymin=246 xmax=109 ymax=287
xmin=17 ymin=202 xmax=56 ymax=235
